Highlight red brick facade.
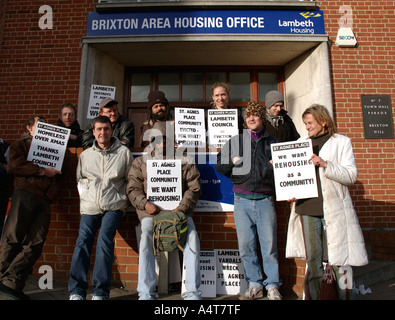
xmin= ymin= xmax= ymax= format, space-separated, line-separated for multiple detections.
xmin=1 ymin=1 xmax=394 ymax=298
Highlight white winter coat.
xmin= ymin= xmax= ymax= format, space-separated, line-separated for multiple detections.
xmin=77 ymin=137 xmax=133 ymax=215
xmin=286 ymin=133 xmax=368 ymax=267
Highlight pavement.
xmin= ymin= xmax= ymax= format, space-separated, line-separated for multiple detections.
xmin=0 ymin=260 xmax=393 ymax=301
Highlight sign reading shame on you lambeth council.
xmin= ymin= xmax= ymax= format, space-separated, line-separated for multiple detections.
xmin=147 ymin=159 xmax=182 ymax=210
xmin=27 ymin=122 xmax=71 ymax=172
xmin=271 ymin=140 xmax=318 ymax=201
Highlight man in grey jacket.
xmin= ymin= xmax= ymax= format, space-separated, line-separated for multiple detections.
xmin=68 ymin=115 xmax=133 ymax=300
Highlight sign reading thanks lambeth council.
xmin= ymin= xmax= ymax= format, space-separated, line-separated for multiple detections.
xmin=86 ymin=10 xmax=325 ymax=36
xmin=271 ymin=140 xmax=318 ymax=201
xmin=27 ymin=122 xmax=70 ymax=172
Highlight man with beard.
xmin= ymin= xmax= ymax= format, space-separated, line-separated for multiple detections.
xmin=57 ymin=103 xmax=84 ymax=148
xmin=139 ymin=91 xmax=173 ymax=149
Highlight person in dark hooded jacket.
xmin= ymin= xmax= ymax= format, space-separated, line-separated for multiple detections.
xmin=57 ymin=103 xmax=84 ymax=148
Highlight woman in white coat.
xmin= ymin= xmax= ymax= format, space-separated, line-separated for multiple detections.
xmin=286 ymin=104 xmax=368 ymax=300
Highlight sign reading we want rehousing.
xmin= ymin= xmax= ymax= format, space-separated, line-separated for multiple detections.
xmin=271 ymin=140 xmax=318 ymax=201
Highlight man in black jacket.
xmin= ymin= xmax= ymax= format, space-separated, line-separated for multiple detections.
xmin=264 ymin=90 xmax=300 ymax=142
xmin=57 ymin=103 xmax=84 ymax=148
xmin=82 ymin=98 xmax=135 ymax=149
xmin=215 ymin=101 xmax=282 ymax=301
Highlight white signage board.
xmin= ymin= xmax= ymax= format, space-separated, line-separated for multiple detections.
xmin=146 ymin=159 xmax=182 ymax=210
xmin=182 ymin=250 xmax=217 ymax=298
xmin=207 ymin=109 xmax=239 ymax=148
xmin=27 ymin=122 xmax=70 ymax=172
xmin=215 ymin=249 xmax=247 ymax=295
xmin=87 ymin=84 xmax=116 ymax=119
xmin=175 ymin=108 xmax=206 ymax=148
xmin=271 ymin=140 xmax=318 ymax=201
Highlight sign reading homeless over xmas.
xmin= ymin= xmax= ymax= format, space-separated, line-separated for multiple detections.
xmin=271 ymin=140 xmax=318 ymax=201
xmin=146 ymin=159 xmax=182 ymax=210
xmin=27 ymin=122 xmax=70 ymax=172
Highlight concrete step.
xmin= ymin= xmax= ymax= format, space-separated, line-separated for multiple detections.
xmin=353 ymin=259 xmax=395 ymax=288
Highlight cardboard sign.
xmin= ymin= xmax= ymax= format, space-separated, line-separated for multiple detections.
xmin=27 ymin=122 xmax=70 ymax=172
xmin=87 ymin=84 xmax=116 ymax=119
xmin=271 ymin=140 xmax=318 ymax=201
xmin=215 ymin=249 xmax=247 ymax=295
xmin=175 ymin=108 xmax=206 ymax=147
xmin=146 ymin=159 xmax=182 ymax=210
xmin=207 ymin=109 xmax=239 ymax=148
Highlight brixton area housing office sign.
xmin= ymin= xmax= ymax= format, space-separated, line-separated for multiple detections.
xmin=362 ymin=94 xmax=394 ymax=139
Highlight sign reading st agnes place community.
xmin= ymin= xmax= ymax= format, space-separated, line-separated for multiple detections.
xmin=87 ymin=10 xmax=325 ymax=36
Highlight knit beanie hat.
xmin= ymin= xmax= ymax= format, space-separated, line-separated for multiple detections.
xmin=147 ymin=91 xmax=168 ymax=109
xmin=265 ymin=90 xmax=284 ymax=109
xmin=244 ymin=101 xmax=265 ymax=120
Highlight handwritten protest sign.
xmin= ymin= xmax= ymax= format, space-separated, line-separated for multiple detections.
xmin=207 ymin=109 xmax=239 ymax=148
xmin=175 ymin=108 xmax=206 ymax=147
xmin=271 ymin=140 xmax=318 ymax=201
xmin=87 ymin=84 xmax=116 ymax=119
xmin=182 ymin=251 xmax=217 ymax=298
xmin=215 ymin=249 xmax=247 ymax=295
xmin=147 ymin=159 xmax=182 ymax=210
xmin=27 ymin=122 xmax=70 ymax=172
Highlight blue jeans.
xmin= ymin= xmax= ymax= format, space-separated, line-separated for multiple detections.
xmin=68 ymin=210 xmax=123 ymax=298
xmin=138 ymin=216 xmax=201 ymax=300
xmin=233 ymin=195 xmax=281 ymax=290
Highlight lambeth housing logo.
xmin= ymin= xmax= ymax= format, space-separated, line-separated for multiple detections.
xmin=299 ymin=12 xmax=322 ymax=19
xmin=277 ymin=11 xmax=324 ymax=35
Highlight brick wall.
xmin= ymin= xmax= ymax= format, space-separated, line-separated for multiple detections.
xmin=1 ymin=1 xmax=394 ymax=298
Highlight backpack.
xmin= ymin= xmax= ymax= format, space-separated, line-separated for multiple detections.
xmin=152 ymin=211 xmax=188 ymax=255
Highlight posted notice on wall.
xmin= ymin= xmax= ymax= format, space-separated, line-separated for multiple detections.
xmin=87 ymin=84 xmax=116 ymax=119
xmin=215 ymin=249 xmax=247 ymax=295
xmin=27 ymin=122 xmax=70 ymax=172
xmin=207 ymin=109 xmax=239 ymax=148
xmin=271 ymin=140 xmax=318 ymax=201
xmin=146 ymin=159 xmax=182 ymax=210
xmin=175 ymin=108 xmax=206 ymax=148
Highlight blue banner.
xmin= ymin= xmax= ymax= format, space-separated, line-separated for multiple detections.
xmin=87 ymin=10 xmax=325 ymax=37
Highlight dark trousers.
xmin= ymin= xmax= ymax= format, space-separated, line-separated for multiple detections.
xmin=0 ymin=189 xmax=51 ymax=291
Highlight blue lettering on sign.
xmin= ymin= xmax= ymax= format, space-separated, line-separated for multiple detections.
xmin=86 ymin=10 xmax=325 ymax=36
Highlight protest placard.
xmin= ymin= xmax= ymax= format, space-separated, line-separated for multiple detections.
xmin=182 ymin=251 xmax=217 ymax=298
xmin=174 ymin=108 xmax=206 ymax=147
xmin=87 ymin=84 xmax=116 ymax=119
xmin=27 ymin=122 xmax=70 ymax=172
xmin=215 ymin=249 xmax=247 ymax=295
xmin=146 ymin=159 xmax=182 ymax=210
xmin=207 ymin=109 xmax=239 ymax=148
xmin=271 ymin=140 xmax=318 ymax=201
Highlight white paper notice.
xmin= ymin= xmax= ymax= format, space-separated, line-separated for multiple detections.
xmin=215 ymin=249 xmax=247 ymax=295
xmin=146 ymin=159 xmax=182 ymax=210
xmin=87 ymin=84 xmax=116 ymax=119
xmin=27 ymin=122 xmax=70 ymax=172
xmin=175 ymin=108 xmax=206 ymax=148
xmin=207 ymin=109 xmax=239 ymax=148
xmin=182 ymin=251 xmax=217 ymax=298
xmin=271 ymin=140 xmax=318 ymax=201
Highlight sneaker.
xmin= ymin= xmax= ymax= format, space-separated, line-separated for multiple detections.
xmin=69 ymin=293 xmax=84 ymax=300
xmin=92 ymin=295 xmax=108 ymax=300
xmin=267 ymin=287 xmax=282 ymax=300
xmin=239 ymin=286 xmax=263 ymax=300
